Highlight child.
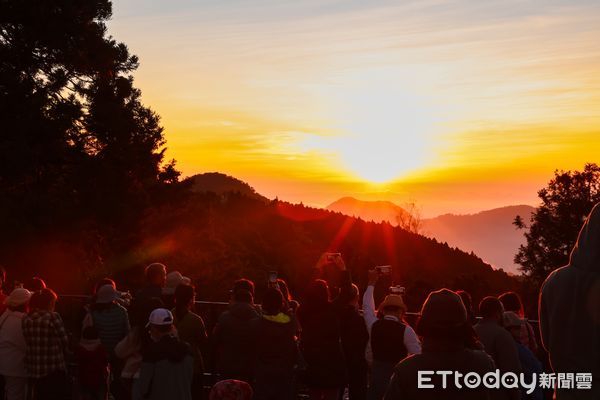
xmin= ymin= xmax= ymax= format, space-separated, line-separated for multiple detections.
xmin=76 ymin=326 xmax=109 ymax=400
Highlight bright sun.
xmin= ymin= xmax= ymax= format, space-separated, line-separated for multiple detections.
xmin=333 ymin=85 xmax=436 ymax=183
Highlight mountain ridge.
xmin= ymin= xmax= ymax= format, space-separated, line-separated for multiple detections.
xmin=326 ymin=197 xmax=535 ymax=273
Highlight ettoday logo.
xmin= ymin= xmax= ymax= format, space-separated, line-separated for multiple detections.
xmin=417 ymin=370 xmax=593 ymax=394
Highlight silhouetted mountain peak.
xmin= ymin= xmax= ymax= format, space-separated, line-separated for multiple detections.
xmin=326 ymin=197 xmax=408 ymax=223
xmin=184 ymin=172 xmax=269 ymax=202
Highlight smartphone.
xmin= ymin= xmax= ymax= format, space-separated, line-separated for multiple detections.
xmin=375 ymin=265 xmax=392 ymax=275
xmin=268 ymin=271 xmax=278 ymax=283
xmin=326 ymin=252 xmax=342 ymax=262
xmin=390 ymin=285 xmax=405 ymax=295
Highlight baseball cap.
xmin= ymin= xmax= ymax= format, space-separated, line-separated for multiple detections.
xmin=146 ymin=308 xmax=174 ymax=328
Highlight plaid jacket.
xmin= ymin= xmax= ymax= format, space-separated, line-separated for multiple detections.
xmin=22 ymin=310 xmax=69 ymax=378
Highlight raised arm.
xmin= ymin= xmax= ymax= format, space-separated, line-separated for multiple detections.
xmin=362 ymin=269 xmax=379 ymax=331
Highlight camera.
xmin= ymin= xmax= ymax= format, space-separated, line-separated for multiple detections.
xmin=268 ymin=271 xmax=278 ymax=283
xmin=375 ymin=265 xmax=392 ymax=275
xmin=390 ymin=285 xmax=405 ymax=295
xmin=326 ymin=252 xmax=341 ymax=262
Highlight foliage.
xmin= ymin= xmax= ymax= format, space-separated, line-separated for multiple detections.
xmin=0 ymin=0 xmax=179 ymax=272
xmin=514 ymin=163 xmax=600 ymax=283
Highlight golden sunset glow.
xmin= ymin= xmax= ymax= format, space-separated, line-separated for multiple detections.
xmin=109 ymin=0 xmax=600 ymax=216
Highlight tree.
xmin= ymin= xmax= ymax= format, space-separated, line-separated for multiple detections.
xmin=0 ymin=0 xmax=179 ymax=278
xmin=514 ymin=163 xmax=600 ymax=283
xmin=0 ymin=1 xmax=178 ymax=229
xmin=396 ymin=201 xmax=423 ymax=234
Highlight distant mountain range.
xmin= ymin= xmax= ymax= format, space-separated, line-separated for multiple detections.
xmin=327 ymin=197 xmax=535 ymax=274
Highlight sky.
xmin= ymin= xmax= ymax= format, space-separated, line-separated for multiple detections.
xmin=109 ymin=0 xmax=600 ymax=217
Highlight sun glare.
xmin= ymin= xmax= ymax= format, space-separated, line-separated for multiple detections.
xmin=330 ymin=82 xmax=437 ymax=184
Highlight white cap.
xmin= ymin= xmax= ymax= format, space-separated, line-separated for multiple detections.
xmin=5 ymin=288 xmax=32 ymax=307
xmin=146 ymin=308 xmax=174 ymax=328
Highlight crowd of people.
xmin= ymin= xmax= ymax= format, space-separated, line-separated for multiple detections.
xmin=0 ymin=204 xmax=598 ymax=400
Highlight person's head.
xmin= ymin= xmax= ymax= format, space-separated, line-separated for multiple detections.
xmin=498 ymin=292 xmax=524 ymax=317
xmin=81 ymin=326 xmax=100 ymax=341
xmin=417 ymin=289 xmax=477 ymax=348
xmin=232 ymin=279 xmax=255 ymax=297
xmin=503 ymin=311 xmax=523 ymax=342
xmin=456 ymin=290 xmax=473 ymax=313
xmin=304 ymin=279 xmax=329 ymax=309
xmin=95 ymin=284 xmax=118 ymax=305
xmin=165 ymin=271 xmax=191 ymax=294
xmin=5 ymin=287 xmax=32 ymax=312
xmin=94 ymin=278 xmax=116 ymax=294
xmin=262 ymin=287 xmax=284 ymax=316
xmin=378 ymin=294 xmax=406 ymax=319
xmin=145 ymin=263 xmax=167 ymax=287
xmin=147 ymin=308 xmax=174 ymax=341
xmin=30 ymin=288 xmax=58 ymax=312
xmin=26 ymin=277 xmax=47 ymax=292
xmin=174 ymin=283 xmax=195 ymax=310
xmin=232 ymin=289 xmax=253 ymax=305
xmin=479 ymin=296 xmax=504 ymax=324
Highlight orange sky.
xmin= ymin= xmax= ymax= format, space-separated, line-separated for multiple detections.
xmin=109 ymin=1 xmax=600 ymax=216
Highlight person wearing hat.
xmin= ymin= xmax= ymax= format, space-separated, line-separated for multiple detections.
xmin=363 ymin=270 xmax=420 ymax=400
xmin=138 ymin=308 xmax=193 ymax=400
xmin=503 ymin=312 xmax=543 ymax=400
xmin=363 ymin=271 xmax=421 ymax=400
xmin=384 ymin=289 xmax=495 ymax=400
xmin=90 ymin=284 xmax=130 ymax=356
xmin=89 ymin=283 xmax=130 ymax=399
xmin=0 ymin=288 xmax=31 ymax=400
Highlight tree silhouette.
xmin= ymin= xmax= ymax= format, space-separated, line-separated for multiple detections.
xmin=0 ymin=0 xmax=177 ymax=234
xmin=514 ymin=163 xmax=600 ymax=283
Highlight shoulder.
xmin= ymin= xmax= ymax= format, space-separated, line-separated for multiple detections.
xmin=466 ymin=348 xmax=496 ymax=370
xmin=541 ymin=266 xmax=569 ymax=293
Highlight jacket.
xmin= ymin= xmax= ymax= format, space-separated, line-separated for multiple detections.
xmin=474 ymin=319 xmax=522 ymax=400
xmin=0 ymin=309 xmax=27 ymax=377
xmin=540 ymin=203 xmax=600 ymax=399
xmin=22 ymin=310 xmax=69 ymax=378
xmin=76 ymin=339 xmax=109 ymax=388
xmin=384 ymin=340 xmax=496 ymax=400
xmin=91 ymin=303 xmax=130 ymax=356
xmin=255 ymin=312 xmax=298 ymax=377
xmin=174 ymin=309 xmax=207 ymax=376
xmin=139 ymin=334 xmax=193 ymax=400
xmin=212 ymin=302 xmax=260 ymax=381
xmin=114 ymin=328 xmax=143 ymax=378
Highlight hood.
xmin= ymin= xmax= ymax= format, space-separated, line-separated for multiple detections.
xmin=262 ymin=312 xmax=291 ymax=324
xmin=229 ymin=302 xmax=260 ymax=321
xmin=569 ymin=203 xmax=600 ymax=272
xmin=145 ymin=334 xmax=190 ymax=364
